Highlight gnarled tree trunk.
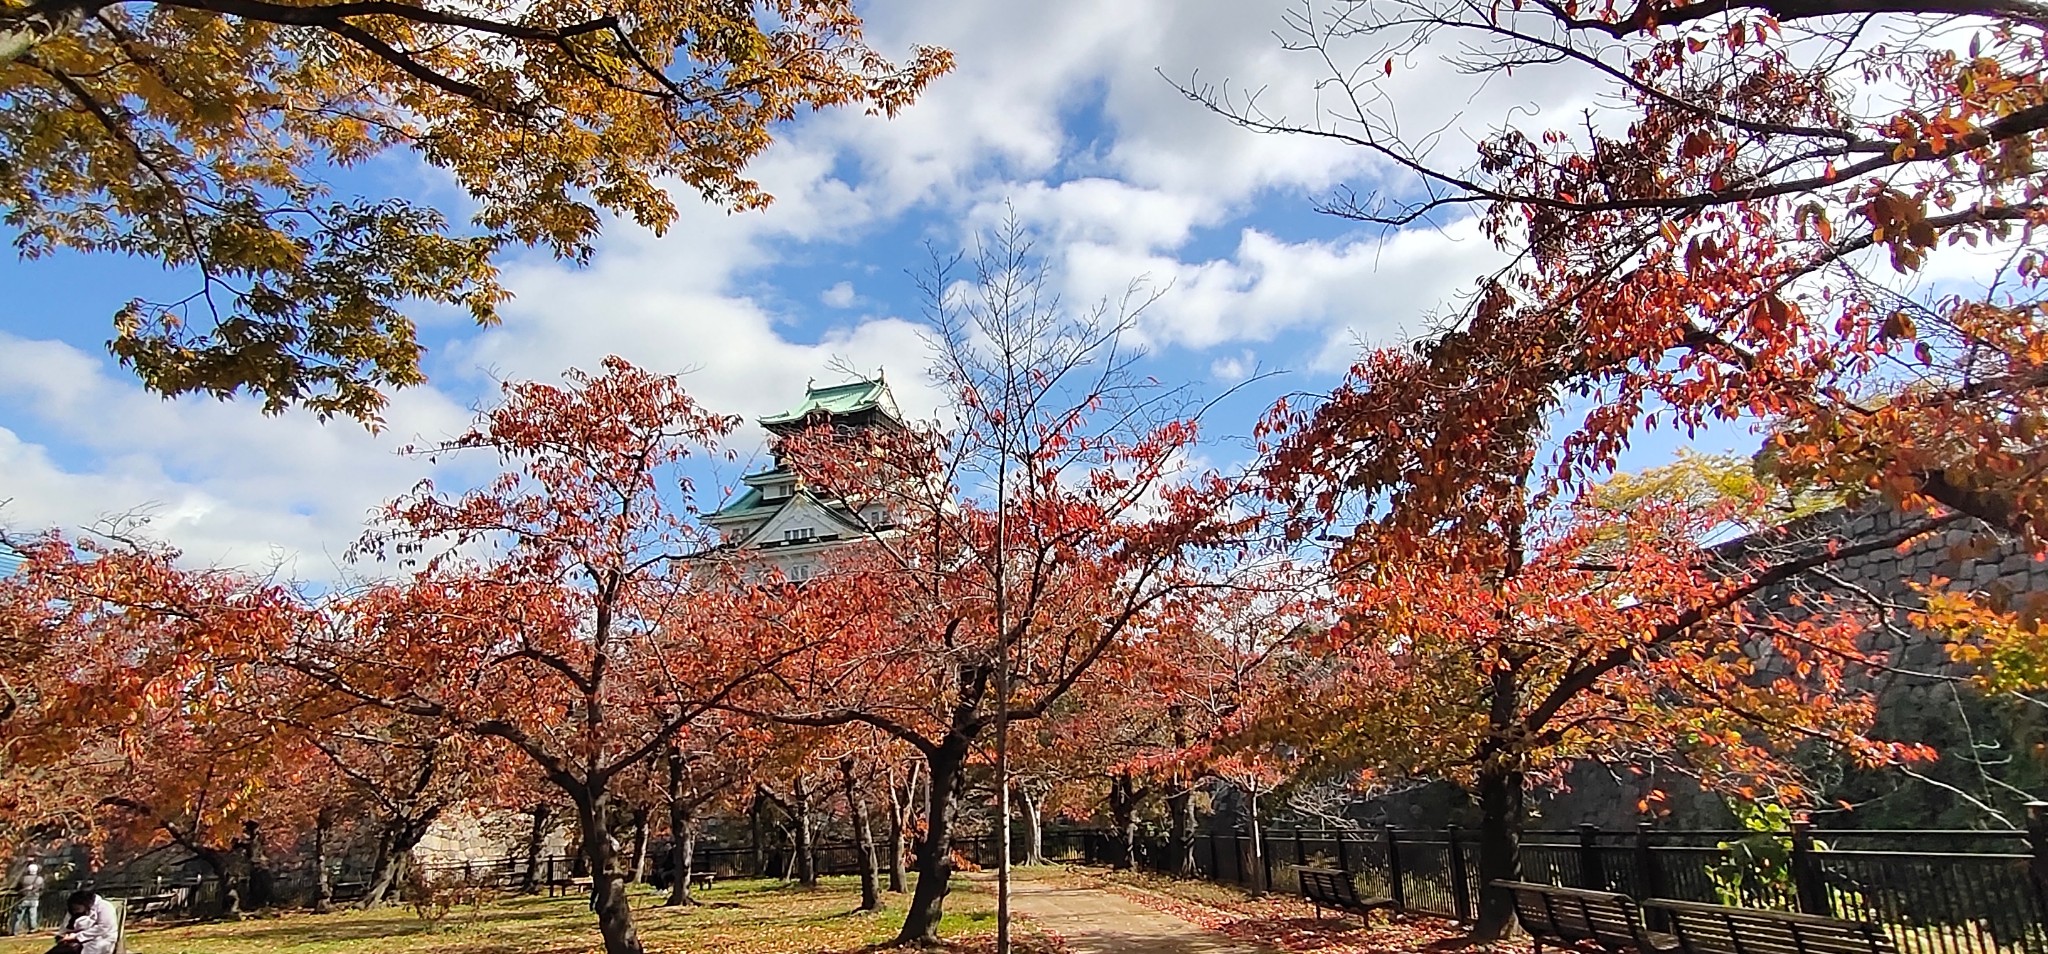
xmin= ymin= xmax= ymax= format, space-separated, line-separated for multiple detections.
xmin=575 ymin=792 xmax=645 ymax=954
xmin=629 ymin=806 xmax=651 ymax=884
xmin=886 ymin=762 xmax=920 ymax=893
xmin=1472 ymin=660 xmax=1526 ymax=942
xmin=312 ymin=808 xmax=334 ymax=914
xmin=749 ymin=793 xmax=768 ymax=878
xmin=792 ymin=776 xmax=817 ymax=887
xmin=894 ymin=744 xmax=966 ymax=945
xmin=520 ymin=805 xmax=552 ymax=894
xmin=361 ymin=811 xmax=438 ymax=908
xmin=1018 ymin=782 xmax=1046 ymax=866
xmin=841 ymin=756 xmax=880 ymax=911
xmin=1166 ymin=783 xmax=1198 ymax=878
xmin=1107 ymin=772 xmax=1145 ymax=871
xmin=666 ymin=820 xmax=698 ymax=907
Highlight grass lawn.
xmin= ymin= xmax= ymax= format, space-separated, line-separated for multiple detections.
xmin=0 ymin=876 xmax=1035 ymax=954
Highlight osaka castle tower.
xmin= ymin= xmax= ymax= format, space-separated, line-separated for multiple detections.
xmin=705 ymin=375 xmax=906 ymax=580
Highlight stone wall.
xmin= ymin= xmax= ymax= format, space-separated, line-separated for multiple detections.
xmin=1720 ymin=504 xmax=2045 ymax=689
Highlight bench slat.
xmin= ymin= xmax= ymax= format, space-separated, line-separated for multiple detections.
xmin=1642 ymin=899 xmax=1894 ymax=954
xmin=1496 ymin=880 xmax=1674 ymax=954
xmin=1289 ymin=866 xmax=1393 ymax=918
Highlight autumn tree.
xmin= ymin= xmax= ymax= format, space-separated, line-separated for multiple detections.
xmin=1124 ymin=583 xmax=1313 ymax=879
xmin=1207 ymin=0 xmax=2048 ymax=912
xmin=299 ymin=357 xmax=794 ymax=954
xmin=0 ymin=527 xmax=320 ymax=912
xmin=735 ymin=225 xmax=1258 ymax=947
xmin=0 ymin=0 xmax=948 ymax=421
xmin=268 ymin=694 xmax=500 ymax=906
xmin=657 ymin=717 xmax=766 ymax=905
xmin=1194 ymin=0 xmax=2048 ymax=662
xmin=1013 ymin=590 xmax=1292 ymax=876
xmin=1262 ymin=383 xmax=1946 ymax=937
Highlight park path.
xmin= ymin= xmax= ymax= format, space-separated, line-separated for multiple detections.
xmin=993 ymin=871 xmax=1272 ymax=954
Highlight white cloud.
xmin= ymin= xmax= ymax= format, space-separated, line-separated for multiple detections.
xmin=821 ymin=281 xmax=860 ymax=309
xmin=1044 ymin=215 xmax=1507 ymax=363
xmin=1210 ymin=352 xmax=1254 ymax=383
xmin=0 ymin=333 xmax=473 ymax=575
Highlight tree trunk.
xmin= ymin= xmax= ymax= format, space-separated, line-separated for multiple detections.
xmin=841 ymin=756 xmax=881 ymax=911
xmin=240 ymin=820 xmax=274 ymax=911
xmin=886 ymin=761 xmax=919 ymax=894
xmin=750 ymin=793 xmax=767 ymax=878
xmin=792 ymin=776 xmax=818 ymax=888
xmin=1246 ymin=790 xmax=1266 ymax=895
xmin=629 ymin=806 xmax=651 ymax=884
xmin=894 ymin=748 xmax=965 ymax=945
xmin=312 ymin=809 xmax=334 ymax=914
xmin=519 ymin=805 xmax=552 ymax=894
xmin=666 ymin=819 xmax=698 ymax=907
xmin=885 ymin=780 xmax=907 ymax=894
xmin=361 ymin=831 xmax=393 ymax=908
xmin=1108 ymin=773 xmax=1142 ymax=871
xmin=576 ymin=793 xmax=646 ymax=954
xmin=665 ymin=749 xmax=697 ymax=907
xmin=1472 ymin=763 xmax=1525 ymax=941
xmin=1019 ymin=784 xmax=1046 ymax=866
xmin=1472 ymin=652 xmax=1527 ymax=943
xmin=1166 ymin=784 xmax=1197 ymax=878
xmin=361 ymin=814 xmax=435 ymax=908
xmin=362 ymin=849 xmax=410 ymax=909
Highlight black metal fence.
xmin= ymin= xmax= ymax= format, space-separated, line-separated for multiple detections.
xmin=1109 ymin=822 xmax=2048 ymax=954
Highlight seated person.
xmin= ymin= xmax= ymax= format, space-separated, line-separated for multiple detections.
xmin=46 ymin=890 xmax=117 ymax=954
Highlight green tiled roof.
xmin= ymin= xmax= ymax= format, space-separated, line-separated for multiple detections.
xmin=759 ymin=378 xmax=892 ymax=427
xmin=708 ymin=486 xmax=766 ymax=520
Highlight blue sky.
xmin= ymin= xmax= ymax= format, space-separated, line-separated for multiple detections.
xmin=0 ymin=0 xmax=1880 ymax=575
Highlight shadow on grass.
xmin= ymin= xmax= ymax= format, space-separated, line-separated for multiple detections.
xmin=131 ymin=904 xmax=583 ymax=946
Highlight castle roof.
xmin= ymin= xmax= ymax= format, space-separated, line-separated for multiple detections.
xmin=758 ymin=377 xmax=900 ymax=431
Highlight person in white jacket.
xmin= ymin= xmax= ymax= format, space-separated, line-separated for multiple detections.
xmin=12 ymin=863 xmax=44 ymax=935
xmin=46 ymin=890 xmax=117 ymax=954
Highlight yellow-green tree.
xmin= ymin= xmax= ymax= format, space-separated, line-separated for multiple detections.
xmin=0 ymin=0 xmax=950 ymax=421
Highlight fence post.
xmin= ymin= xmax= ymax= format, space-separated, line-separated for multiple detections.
xmin=1788 ymin=814 xmax=1830 ymax=916
xmin=546 ymin=855 xmax=555 ymax=897
xmin=1578 ymin=823 xmax=1606 ymax=890
xmin=1334 ymin=832 xmax=1350 ymax=874
xmin=2026 ymin=803 xmax=2048 ymax=914
xmin=1294 ymin=829 xmax=1306 ymax=868
xmin=1385 ymin=825 xmax=1407 ymax=914
xmin=1447 ymin=824 xmax=1473 ymax=922
xmin=1261 ymin=828 xmax=1276 ymax=895
xmin=1634 ymin=823 xmax=1667 ymax=930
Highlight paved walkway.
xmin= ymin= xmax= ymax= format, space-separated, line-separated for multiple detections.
xmin=996 ymin=873 xmax=1269 ymax=954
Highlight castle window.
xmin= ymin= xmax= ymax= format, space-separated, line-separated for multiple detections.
xmin=783 ymin=527 xmax=816 ymax=543
xmin=789 ymin=563 xmax=816 ymax=582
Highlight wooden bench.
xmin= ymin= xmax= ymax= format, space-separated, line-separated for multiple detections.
xmin=1291 ymin=865 xmax=1393 ymax=923
xmin=1496 ymin=881 xmax=1675 ymax=954
xmin=1643 ymin=898 xmax=1896 ymax=954
xmin=126 ymin=893 xmax=178 ymax=919
xmin=105 ymin=897 xmax=131 ymax=954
